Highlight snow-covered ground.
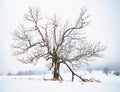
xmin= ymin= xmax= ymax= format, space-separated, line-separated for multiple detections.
xmin=0 ymin=71 xmax=120 ymax=92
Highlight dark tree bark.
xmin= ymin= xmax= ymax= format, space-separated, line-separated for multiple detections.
xmin=53 ymin=63 xmax=60 ymax=80
xmin=50 ymin=47 xmax=60 ymax=80
xmin=12 ymin=7 xmax=106 ymax=82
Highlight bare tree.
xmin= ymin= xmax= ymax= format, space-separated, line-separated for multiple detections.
xmin=12 ymin=7 xmax=106 ymax=82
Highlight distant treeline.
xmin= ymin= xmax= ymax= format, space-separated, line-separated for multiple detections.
xmin=7 ymin=70 xmax=49 ymax=76
xmin=102 ymin=67 xmax=120 ymax=76
xmin=6 ymin=68 xmax=120 ymax=76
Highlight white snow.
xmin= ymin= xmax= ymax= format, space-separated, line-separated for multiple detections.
xmin=0 ymin=71 xmax=120 ymax=92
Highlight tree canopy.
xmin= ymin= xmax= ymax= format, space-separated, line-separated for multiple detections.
xmin=12 ymin=7 xmax=106 ymax=82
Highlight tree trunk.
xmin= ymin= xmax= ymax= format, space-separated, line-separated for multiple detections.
xmin=53 ymin=63 xmax=60 ymax=80
xmin=52 ymin=48 xmax=60 ymax=80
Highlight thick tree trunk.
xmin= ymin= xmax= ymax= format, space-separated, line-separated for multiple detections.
xmin=52 ymin=48 xmax=60 ymax=80
xmin=53 ymin=66 xmax=59 ymax=80
xmin=52 ymin=62 xmax=63 ymax=81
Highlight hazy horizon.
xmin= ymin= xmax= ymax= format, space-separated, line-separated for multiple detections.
xmin=0 ymin=0 xmax=120 ymax=74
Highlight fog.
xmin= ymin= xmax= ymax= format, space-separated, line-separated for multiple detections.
xmin=0 ymin=0 xmax=120 ymax=74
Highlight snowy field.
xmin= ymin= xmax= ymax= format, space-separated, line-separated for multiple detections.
xmin=0 ymin=71 xmax=120 ymax=92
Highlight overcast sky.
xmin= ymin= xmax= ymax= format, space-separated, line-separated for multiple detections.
xmin=0 ymin=0 xmax=120 ymax=74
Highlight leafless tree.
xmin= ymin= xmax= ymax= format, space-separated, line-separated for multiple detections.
xmin=12 ymin=7 xmax=106 ymax=82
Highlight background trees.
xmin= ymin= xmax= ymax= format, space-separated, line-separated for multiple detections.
xmin=103 ymin=67 xmax=110 ymax=75
xmin=12 ymin=7 xmax=106 ymax=82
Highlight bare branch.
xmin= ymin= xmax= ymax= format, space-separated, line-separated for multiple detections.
xmin=24 ymin=7 xmax=41 ymax=23
xmin=59 ymin=8 xmax=89 ymax=47
xmin=12 ymin=7 xmax=106 ymax=81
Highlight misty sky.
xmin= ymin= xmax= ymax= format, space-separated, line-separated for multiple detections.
xmin=0 ymin=0 xmax=120 ymax=74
